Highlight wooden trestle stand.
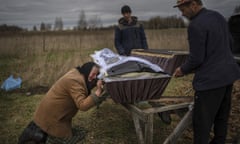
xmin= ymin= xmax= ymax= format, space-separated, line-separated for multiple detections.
xmin=123 ymin=96 xmax=193 ymax=144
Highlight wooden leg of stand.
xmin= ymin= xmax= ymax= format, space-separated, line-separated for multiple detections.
xmin=144 ymin=114 xmax=154 ymax=144
xmin=131 ymin=112 xmax=154 ymax=144
xmin=163 ymin=109 xmax=193 ymax=144
xmin=132 ymin=112 xmax=145 ymax=144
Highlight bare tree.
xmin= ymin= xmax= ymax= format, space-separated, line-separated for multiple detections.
xmin=33 ymin=25 xmax=37 ymax=31
xmin=234 ymin=5 xmax=240 ymax=14
xmin=41 ymin=22 xmax=51 ymax=31
xmin=45 ymin=23 xmax=52 ymax=31
xmin=40 ymin=22 xmax=46 ymax=31
xmin=77 ymin=10 xmax=87 ymax=30
xmin=88 ymin=15 xmax=102 ymax=30
xmin=54 ymin=17 xmax=63 ymax=31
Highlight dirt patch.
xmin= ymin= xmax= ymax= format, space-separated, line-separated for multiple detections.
xmin=228 ymin=80 xmax=240 ymax=142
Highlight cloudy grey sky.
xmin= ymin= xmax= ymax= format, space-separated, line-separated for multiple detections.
xmin=0 ymin=0 xmax=238 ymax=29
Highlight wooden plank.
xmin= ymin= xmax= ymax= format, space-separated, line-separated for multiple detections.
xmin=163 ymin=109 xmax=193 ymax=144
xmin=132 ymin=112 xmax=145 ymax=144
xmin=123 ymin=104 xmax=149 ymax=121
xmin=145 ymin=114 xmax=154 ymax=144
xmin=123 ymin=100 xmax=194 ymax=144
xmin=143 ymin=102 xmax=191 ymax=114
xmin=148 ymin=96 xmax=193 ymax=103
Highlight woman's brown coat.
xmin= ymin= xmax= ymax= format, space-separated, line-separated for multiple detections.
xmin=33 ymin=68 xmax=96 ymax=138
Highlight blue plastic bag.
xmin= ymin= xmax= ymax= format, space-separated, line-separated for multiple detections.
xmin=1 ymin=75 xmax=22 ymax=91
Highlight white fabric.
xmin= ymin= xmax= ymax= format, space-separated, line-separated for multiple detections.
xmin=90 ymin=48 xmax=163 ymax=79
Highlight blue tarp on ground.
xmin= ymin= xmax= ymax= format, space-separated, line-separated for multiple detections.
xmin=1 ymin=75 xmax=22 ymax=91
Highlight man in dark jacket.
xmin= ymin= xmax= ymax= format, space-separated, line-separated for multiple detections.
xmin=114 ymin=5 xmax=148 ymax=56
xmin=173 ymin=0 xmax=240 ymax=144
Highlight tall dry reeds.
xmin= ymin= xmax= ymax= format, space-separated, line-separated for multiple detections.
xmin=0 ymin=29 xmax=188 ymax=87
xmin=146 ymin=29 xmax=188 ymax=50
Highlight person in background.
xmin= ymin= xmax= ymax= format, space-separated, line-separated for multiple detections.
xmin=114 ymin=5 xmax=148 ymax=56
xmin=173 ymin=0 xmax=240 ymax=144
xmin=18 ymin=62 xmax=106 ymax=144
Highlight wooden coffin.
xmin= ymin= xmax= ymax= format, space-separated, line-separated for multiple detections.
xmin=104 ymin=72 xmax=170 ymax=103
xmin=131 ymin=49 xmax=189 ymax=75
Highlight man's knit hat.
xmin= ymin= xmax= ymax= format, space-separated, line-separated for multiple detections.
xmin=121 ymin=5 xmax=132 ymax=14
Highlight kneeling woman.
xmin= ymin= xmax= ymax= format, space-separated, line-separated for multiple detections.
xmin=18 ymin=62 xmax=106 ymax=144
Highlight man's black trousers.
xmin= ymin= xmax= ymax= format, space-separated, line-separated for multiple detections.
xmin=193 ymin=84 xmax=233 ymax=144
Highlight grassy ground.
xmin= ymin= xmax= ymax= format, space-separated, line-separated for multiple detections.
xmin=0 ymin=75 xmax=194 ymax=144
xmin=0 ymin=29 xmax=239 ymax=144
xmin=1 ymin=79 xmax=239 ymax=144
xmin=0 ymin=93 xmax=42 ymax=143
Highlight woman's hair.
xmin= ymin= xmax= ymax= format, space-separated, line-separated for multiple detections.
xmin=76 ymin=62 xmax=99 ymax=94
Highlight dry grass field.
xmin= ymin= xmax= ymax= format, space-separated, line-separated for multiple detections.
xmin=0 ymin=29 xmax=188 ymax=87
xmin=0 ymin=29 xmax=239 ymax=144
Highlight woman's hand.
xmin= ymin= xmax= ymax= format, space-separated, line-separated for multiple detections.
xmin=95 ymin=80 xmax=104 ymax=96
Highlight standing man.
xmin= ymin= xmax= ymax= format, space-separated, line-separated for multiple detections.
xmin=173 ymin=0 xmax=240 ymax=144
xmin=18 ymin=62 xmax=106 ymax=144
xmin=114 ymin=5 xmax=148 ymax=56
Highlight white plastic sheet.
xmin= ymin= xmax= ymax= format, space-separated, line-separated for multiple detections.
xmin=91 ymin=48 xmax=164 ymax=79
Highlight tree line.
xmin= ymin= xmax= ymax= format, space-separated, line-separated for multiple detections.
xmin=35 ymin=10 xmax=186 ymax=31
xmin=1 ymin=5 xmax=240 ymax=32
xmin=0 ymin=15 xmax=185 ymax=32
xmin=142 ymin=15 xmax=185 ymax=29
xmin=0 ymin=24 xmax=25 ymax=32
xmin=37 ymin=10 xmax=103 ymax=31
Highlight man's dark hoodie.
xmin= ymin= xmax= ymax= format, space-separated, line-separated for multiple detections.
xmin=114 ymin=16 xmax=148 ymax=56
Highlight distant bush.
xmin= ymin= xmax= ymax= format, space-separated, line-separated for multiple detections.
xmin=142 ymin=15 xmax=186 ymax=29
xmin=0 ymin=24 xmax=25 ymax=32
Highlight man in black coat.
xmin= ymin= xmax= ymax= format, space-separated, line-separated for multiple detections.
xmin=114 ymin=5 xmax=148 ymax=56
xmin=173 ymin=0 xmax=240 ymax=143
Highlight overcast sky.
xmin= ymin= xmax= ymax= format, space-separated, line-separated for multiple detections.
xmin=0 ymin=0 xmax=238 ymax=29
